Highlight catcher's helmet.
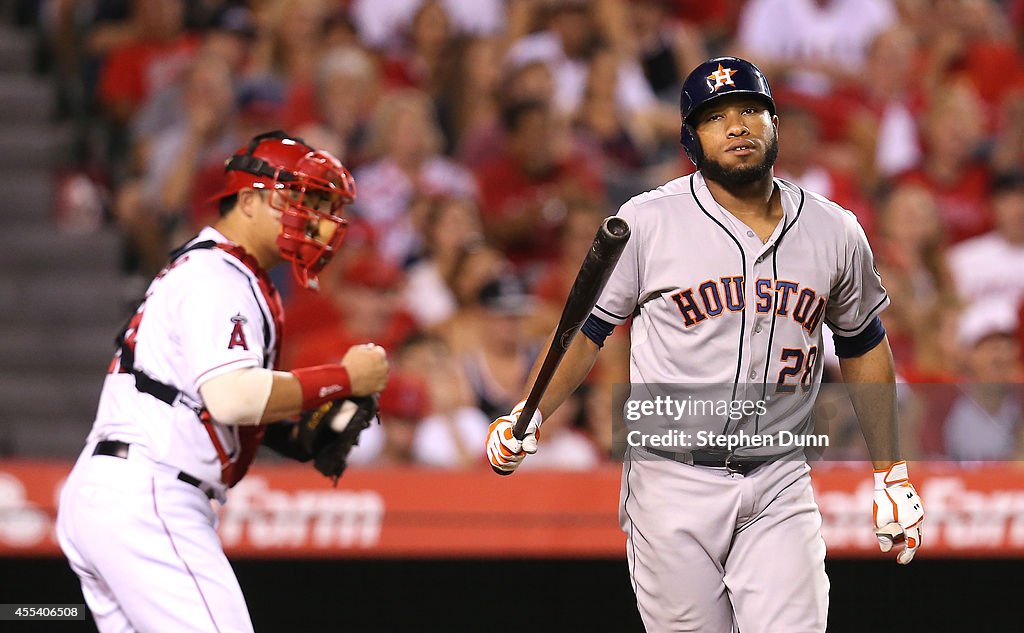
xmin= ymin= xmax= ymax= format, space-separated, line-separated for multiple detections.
xmin=679 ymin=57 xmax=775 ymax=165
xmin=210 ymin=130 xmax=356 ymax=289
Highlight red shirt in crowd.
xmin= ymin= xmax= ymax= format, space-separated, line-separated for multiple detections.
xmin=943 ymin=42 xmax=1024 ymax=122
xmin=282 ymin=287 xmax=417 ymax=369
xmin=898 ymin=165 xmax=993 ymax=244
xmin=474 ymin=155 xmax=604 ymax=265
xmin=99 ymin=35 xmax=199 ymax=117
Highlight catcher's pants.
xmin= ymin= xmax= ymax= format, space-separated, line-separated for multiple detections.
xmin=57 ymin=442 xmax=254 ymax=633
xmin=620 ymin=451 xmax=828 ymax=633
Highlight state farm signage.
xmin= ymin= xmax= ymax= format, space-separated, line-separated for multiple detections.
xmin=3 ymin=461 xmax=1024 ymax=558
xmin=218 ymin=476 xmax=384 ymax=551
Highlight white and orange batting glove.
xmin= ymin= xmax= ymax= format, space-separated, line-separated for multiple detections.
xmin=486 ymin=400 xmax=542 ymax=474
xmin=873 ymin=461 xmax=925 ymax=565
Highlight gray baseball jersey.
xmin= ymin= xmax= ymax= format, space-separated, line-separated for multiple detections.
xmin=594 ymin=171 xmax=887 ymax=451
xmin=593 ymin=171 xmax=887 ymax=633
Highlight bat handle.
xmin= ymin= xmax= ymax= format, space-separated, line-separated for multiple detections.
xmin=512 ymin=397 xmax=540 ymax=440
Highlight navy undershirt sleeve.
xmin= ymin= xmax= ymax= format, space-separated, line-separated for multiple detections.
xmin=832 ymin=316 xmax=886 ymax=358
xmin=581 ymin=314 xmax=616 ymax=348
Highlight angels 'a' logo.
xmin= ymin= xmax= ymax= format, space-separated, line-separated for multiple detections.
xmin=228 ymin=314 xmax=249 ymax=350
xmin=706 ymin=64 xmax=737 ymax=93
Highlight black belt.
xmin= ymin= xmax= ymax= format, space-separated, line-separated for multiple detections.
xmin=644 ymin=447 xmax=769 ymax=476
xmin=93 ymin=440 xmax=215 ymax=499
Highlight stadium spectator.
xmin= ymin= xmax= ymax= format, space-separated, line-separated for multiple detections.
xmin=131 ymin=7 xmax=257 ymax=160
xmin=873 ymin=184 xmax=955 ymax=367
xmin=111 ymin=53 xmax=239 ymax=275
xmin=49 ymin=0 xmax=134 ymax=127
xmin=506 ymin=58 xmax=560 ymax=104
xmin=250 ymin=0 xmax=329 ymax=86
xmin=773 ymin=103 xmax=873 ymax=232
xmin=97 ymin=0 xmax=197 ymax=125
xmin=943 ymin=301 xmax=1024 ymax=461
xmin=841 ymin=24 xmax=924 ymax=185
xmin=397 ymin=336 xmax=491 ymax=468
xmin=350 ymin=0 xmax=506 ymax=52
xmin=908 ymin=306 xmax=967 ymax=457
xmin=244 ymin=0 xmax=332 ymax=135
xmin=736 ymin=0 xmax=896 ymax=97
xmin=901 ymin=305 xmax=964 ymax=385
xmin=474 ymin=99 xmax=604 ymax=266
xmin=505 ymin=0 xmax=659 ymax=118
xmin=456 ymin=57 xmax=557 ymax=164
xmin=348 ymin=374 xmax=433 ymax=467
xmin=403 ymin=196 xmax=485 ymax=330
xmin=380 ymin=0 xmax=455 ymax=95
xmin=290 ymin=45 xmax=382 ymax=166
xmin=285 ymin=253 xmax=416 ymax=369
xmin=630 ymin=0 xmax=707 ymax=102
xmin=898 ymin=81 xmax=993 ymax=243
xmin=352 ymin=89 xmax=477 ymax=265
xmin=579 ymin=377 xmax=619 ymax=460
xmin=534 ymin=198 xmax=609 ymax=312
xmin=991 ymin=91 xmax=1024 ymax=175
xmin=179 ymin=82 xmax=290 ymax=234
xmin=143 ymin=55 xmax=239 ymax=220
xmin=443 ymin=245 xmax=512 ymax=320
xmin=810 ymin=383 xmax=872 ymax=461
xmin=670 ymin=0 xmax=742 ymax=50
xmin=435 ymin=36 xmax=505 ymax=155
xmin=947 ymin=171 xmax=1024 ymax=310
xmin=919 ymin=0 xmax=1024 ymax=116
xmin=574 ymin=47 xmax=654 ymax=175
xmin=459 ymin=274 xmax=541 ymax=421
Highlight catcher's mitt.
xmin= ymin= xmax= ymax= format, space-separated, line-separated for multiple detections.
xmin=296 ymin=394 xmax=379 ymax=484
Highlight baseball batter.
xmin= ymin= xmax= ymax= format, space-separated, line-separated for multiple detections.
xmin=56 ymin=131 xmax=389 ymax=633
xmin=487 ymin=58 xmax=925 ymax=633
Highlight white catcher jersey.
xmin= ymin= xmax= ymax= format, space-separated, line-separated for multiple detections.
xmin=90 ymin=227 xmax=282 ymax=493
xmin=594 ymin=172 xmax=888 ymax=452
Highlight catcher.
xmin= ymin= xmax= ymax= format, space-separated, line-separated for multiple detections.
xmin=56 ymin=131 xmax=386 ymax=633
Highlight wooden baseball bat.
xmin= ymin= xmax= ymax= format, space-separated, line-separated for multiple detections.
xmin=512 ymin=215 xmax=631 ymax=440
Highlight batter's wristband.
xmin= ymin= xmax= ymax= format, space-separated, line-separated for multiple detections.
xmin=291 ymin=365 xmax=352 ymax=410
xmin=873 ymin=460 xmax=909 ymax=489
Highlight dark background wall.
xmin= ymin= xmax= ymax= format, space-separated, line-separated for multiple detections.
xmin=0 ymin=557 xmax=1019 ymax=632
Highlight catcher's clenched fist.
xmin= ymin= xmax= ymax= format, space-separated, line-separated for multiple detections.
xmin=486 ymin=400 xmax=542 ymax=474
xmin=342 ymin=343 xmax=389 ymax=395
xmin=873 ymin=461 xmax=925 ymax=564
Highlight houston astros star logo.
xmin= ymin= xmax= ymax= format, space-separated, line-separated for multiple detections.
xmin=706 ymin=64 xmax=737 ymax=92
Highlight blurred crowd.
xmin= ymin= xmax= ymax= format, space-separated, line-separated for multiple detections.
xmin=36 ymin=0 xmax=1024 ymax=465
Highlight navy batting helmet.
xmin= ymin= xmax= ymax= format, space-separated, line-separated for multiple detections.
xmin=679 ymin=57 xmax=775 ymax=165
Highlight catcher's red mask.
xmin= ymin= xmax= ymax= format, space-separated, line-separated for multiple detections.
xmin=210 ymin=131 xmax=356 ymax=289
